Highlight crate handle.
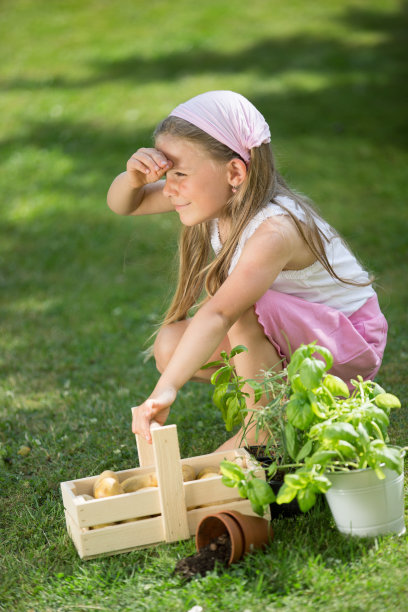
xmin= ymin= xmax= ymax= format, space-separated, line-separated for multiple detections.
xmin=151 ymin=424 xmax=190 ymax=542
xmin=133 ymin=414 xmax=190 ymax=542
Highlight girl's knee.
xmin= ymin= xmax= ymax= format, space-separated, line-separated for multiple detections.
xmin=153 ymin=321 xmax=187 ymax=373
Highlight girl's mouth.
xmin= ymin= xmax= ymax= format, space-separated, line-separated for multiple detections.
xmin=174 ymin=203 xmax=191 ymax=211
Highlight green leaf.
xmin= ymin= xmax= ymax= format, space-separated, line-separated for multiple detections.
xmin=297 ymin=487 xmax=317 ymax=512
xmin=309 ymin=394 xmax=327 ymax=419
xmin=369 ymin=406 xmax=390 ymax=428
xmin=286 ymin=396 xmax=314 ymax=430
xmin=247 ymin=478 xmax=276 ymax=511
xmin=323 ymin=374 xmax=350 ymax=398
xmin=321 ymin=422 xmax=359 ymax=444
xmin=335 ymin=440 xmax=359 ymax=459
xmin=210 ymin=365 xmax=233 ymax=386
xmin=219 ymin=460 xmax=244 ymax=483
xmin=356 ymin=422 xmax=370 ymax=446
xmin=225 ymin=395 xmax=242 ymax=431
xmin=287 ymin=345 xmax=309 ymax=379
xmin=221 ymin=475 xmax=238 ymax=488
xmin=368 ymin=444 xmax=403 ymax=474
xmin=374 ymin=393 xmax=401 ymax=410
xmin=284 ymin=474 xmax=304 ymax=489
xmin=237 ymin=481 xmax=249 ymax=498
xmin=290 ymin=374 xmax=307 ymax=395
xmin=370 ymin=382 xmax=386 ymax=397
xmin=313 ymin=345 xmax=334 ymax=371
xmin=299 ymin=357 xmax=325 ymax=389
xmin=296 ymin=439 xmax=314 ymax=462
xmin=229 ymin=345 xmax=248 ymax=358
xmin=212 ymin=382 xmax=229 ymax=410
xmin=202 ymin=359 xmax=224 ymax=370
xmin=306 ymin=449 xmax=338 ymax=468
xmin=276 ymin=482 xmax=298 ymax=504
xmin=311 ymin=474 xmax=332 ymax=493
xmin=284 ymin=422 xmax=299 ymax=460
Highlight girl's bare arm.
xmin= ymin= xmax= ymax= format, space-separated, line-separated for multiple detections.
xmin=107 ymin=148 xmax=174 ymax=216
xmin=132 ymin=217 xmax=304 ymax=441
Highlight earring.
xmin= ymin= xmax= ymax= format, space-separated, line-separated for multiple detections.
xmin=231 ymin=185 xmax=238 ymax=194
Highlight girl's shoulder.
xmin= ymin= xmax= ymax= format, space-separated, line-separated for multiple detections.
xmin=239 ymin=196 xmax=329 ymax=244
xmin=243 ymin=196 xmax=300 ymax=240
xmin=210 ymin=196 xmax=313 ymax=255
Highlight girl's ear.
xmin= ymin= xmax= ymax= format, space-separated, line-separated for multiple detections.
xmin=226 ymin=158 xmax=247 ymax=188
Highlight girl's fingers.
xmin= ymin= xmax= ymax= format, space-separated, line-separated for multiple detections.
xmin=127 ymin=148 xmax=172 ymax=177
xmin=131 ymin=406 xmax=152 ymax=441
xmin=131 ymin=391 xmax=175 ymax=441
xmin=131 ymin=400 xmax=160 ymax=442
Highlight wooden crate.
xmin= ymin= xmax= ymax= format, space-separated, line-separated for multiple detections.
xmin=60 ymin=423 xmax=269 ymax=559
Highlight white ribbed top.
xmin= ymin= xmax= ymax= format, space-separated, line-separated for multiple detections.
xmin=210 ymin=196 xmax=374 ymax=316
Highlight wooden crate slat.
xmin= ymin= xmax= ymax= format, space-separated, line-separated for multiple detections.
xmin=151 ymin=425 xmax=190 ymax=542
xmin=65 ymin=510 xmax=165 ymax=559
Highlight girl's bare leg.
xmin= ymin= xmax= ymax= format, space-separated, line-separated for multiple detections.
xmin=153 ymin=320 xmax=231 ymax=382
xmin=215 ymin=306 xmax=282 ymax=451
xmin=153 ymin=308 xmax=282 ymax=451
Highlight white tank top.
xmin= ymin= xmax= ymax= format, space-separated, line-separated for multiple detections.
xmin=210 ymin=196 xmax=375 ymax=316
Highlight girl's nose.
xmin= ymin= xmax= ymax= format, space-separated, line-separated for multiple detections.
xmin=162 ymin=176 xmax=177 ymax=198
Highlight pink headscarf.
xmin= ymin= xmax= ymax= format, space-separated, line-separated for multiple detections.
xmin=169 ymin=90 xmax=271 ymax=164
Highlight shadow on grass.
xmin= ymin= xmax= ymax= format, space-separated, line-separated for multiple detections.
xmin=0 ymin=2 xmax=407 ymax=449
xmin=1 ymin=5 xmax=407 ymax=151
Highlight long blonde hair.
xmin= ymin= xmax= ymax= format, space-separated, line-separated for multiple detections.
xmin=154 ymin=116 xmax=369 ymax=327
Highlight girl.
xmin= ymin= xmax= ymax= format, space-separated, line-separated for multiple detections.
xmin=107 ymin=90 xmax=387 ymax=450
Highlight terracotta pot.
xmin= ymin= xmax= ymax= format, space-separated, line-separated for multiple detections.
xmin=220 ymin=510 xmax=274 ymax=553
xmin=196 ymin=510 xmax=273 ymax=565
xmin=195 ymin=513 xmax=244 ymax=565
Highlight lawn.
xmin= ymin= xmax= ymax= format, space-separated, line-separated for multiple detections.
xmin=1 ymin=0 xmax=407 ymax=610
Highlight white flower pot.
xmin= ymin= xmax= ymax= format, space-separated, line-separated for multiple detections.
xmin=325 ymin=465 xmax=405 ymax=537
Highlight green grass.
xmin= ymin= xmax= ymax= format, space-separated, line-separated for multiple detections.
xmin=1 ymin=0 xmax=407 ymax=610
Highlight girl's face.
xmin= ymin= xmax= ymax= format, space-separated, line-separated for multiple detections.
xmin=155 ymin=134 xmax=233 ymax=226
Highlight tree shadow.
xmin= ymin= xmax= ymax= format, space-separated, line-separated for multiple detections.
xmin=0 ymin=4 xmax=406 ymax=164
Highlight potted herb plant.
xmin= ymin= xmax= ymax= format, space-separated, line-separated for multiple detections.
xmin=203 ymin=345 xmax=292 ymax=517
xmin=212 ymin=343 xmax=406 ymax=536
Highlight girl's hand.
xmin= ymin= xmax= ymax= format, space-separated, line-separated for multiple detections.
xmin=126 ymin=148 xmax=173 ymax=189
xmin=131 ymin=385 xmax=177 ymax=443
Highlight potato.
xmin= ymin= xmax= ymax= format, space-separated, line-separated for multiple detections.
xmin=181 ymin=464 xmax=196 ymax=482
xmin=94 ymin=477 xmax=124 ymax=499
xmin=93 ymin=470 xmax=119 ymax=496
xmin=196 ymin=466 xmax=221 ymax=479
xmin=91 ymin=522 xmax=117 ymax=529
xmin=75 ymin=494 xmax=94 ymax=502
xmin=121 ymin=473 xmax=157 ymax=493
xmin=197 ymin=471 xmax=220 ymax=480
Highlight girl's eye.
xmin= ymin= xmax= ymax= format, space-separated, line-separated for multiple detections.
xmin=175 ymin=172 xmax=186 ymax=177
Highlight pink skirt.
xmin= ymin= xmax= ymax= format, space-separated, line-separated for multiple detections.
xmin=254 ymin=291 xmax=387 ymax=384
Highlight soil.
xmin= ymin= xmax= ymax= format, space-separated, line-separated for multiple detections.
xmin=174 ymin=534 xmax=231 ymax=580
xmin=246 ymin=445 xmax=301 ymax=516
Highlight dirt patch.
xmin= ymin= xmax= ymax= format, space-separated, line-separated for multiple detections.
xmin=174 ymin=534 xmax=231 ymax=580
